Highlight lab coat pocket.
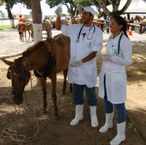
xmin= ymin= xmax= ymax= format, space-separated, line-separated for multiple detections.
xmin=68 ymin=67 xmax=80 ymax=82
xmin=110 ymin=72 xmax=126 ymax=103
xmin=85 ymin=39 xmax=94 ymax=49
xmin=69 ymin=67 xmax=80 ymax=75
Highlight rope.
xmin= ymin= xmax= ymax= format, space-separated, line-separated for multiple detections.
xmin=2 ymin=123 xmax=39 ymax=142
xmin=1 ymin=59 xmax=40 ymax=143
xmin=23 ymin=56 xmax=33 ymax=89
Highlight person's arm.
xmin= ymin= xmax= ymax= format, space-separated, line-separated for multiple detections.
xmin=111 ymin=40 xmax=132 ymax=66
xmin=82 ymin=51 xmax=97 ymax=63
xmin=55 ymin=7 xmax=62 ymax=30
xmin=55 ymin=17 xmax=62 ymax=30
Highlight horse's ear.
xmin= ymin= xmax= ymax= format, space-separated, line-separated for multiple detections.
xmin=2 ymin=59 xmax=13 ymax=66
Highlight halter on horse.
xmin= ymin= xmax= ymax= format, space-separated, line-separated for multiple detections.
xmin=2 ymin=34 xmax=70 ymax=117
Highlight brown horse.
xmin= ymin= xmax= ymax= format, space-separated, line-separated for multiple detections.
xmin=16 ymin=21 xmax=33 ymax=42
xmin=17 ymin=19 xmax=52 ymax=41
xmin=2 ymin=34 xmax=70 ymax=117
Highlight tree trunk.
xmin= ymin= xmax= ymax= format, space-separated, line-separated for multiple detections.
xmin=5 ymin=3 xmax=15 ymax=28
xmin=31 ymin=0 xmax=42 ymax=43
xmin=97 ymin=0 xmax=132 ymax=16
xmin=31 ymin=0 xmax=42 ymax=85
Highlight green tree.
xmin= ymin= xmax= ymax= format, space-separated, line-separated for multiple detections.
xmin=0 ymin=0 xmax=16 ymax=28
xmin=74 ymin=0 xmax=110 ymax=17
xmin=75 ymin=0 xmax=132 ymax=16
xmin=0 ymin=0 xmax=31 ymax=28
xmin=45 ymin=0 xmax=113 ymax=18
xmin=45 ymin=0 xmax=105 ymax=17
xmin=46 ymin=0 xmax=79 ymax=18
xmin=18 ymin=0 xmax=31 ymax=9
xmin=46 ymin=0 xmax=132 ymax=17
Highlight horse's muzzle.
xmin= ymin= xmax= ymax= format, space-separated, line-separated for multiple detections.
xmin=13 ymin=94 xmax=23 ymax=105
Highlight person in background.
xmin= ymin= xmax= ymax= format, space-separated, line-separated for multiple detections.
xmin=98 ymin=15 xmax=132 ymax=145
xmin=55 ymin=6 xmax=103 ymax=127
xmin=18 ymin=15 xmax=25 ymax=23
xmin=105 ymin=16 xmax=110 ymax=33
xmin=17 ymin=15 xmax=26 ymax=41
xmin=129 ymin=17 xmax=134 ymax=23
xmin=140 ymin=16 xmax=146 ymax=34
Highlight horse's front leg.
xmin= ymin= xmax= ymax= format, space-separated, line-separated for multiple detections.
xmin=63 ymin=69 xmax=73 ymax=95
xmin=31 ymin=30 xmax=34 ymax=41
xmin=50 ymin=74 xmax=58 ymax=117
xmin=28 ymin=30 xmax=31 ymax=41
xmin=40 ymin=77 xmax=47 ymax=113
xmin=24 ymin=31 xmax=26 ymax=42
xmin=19 ymin=32 xmax=23 ymax=42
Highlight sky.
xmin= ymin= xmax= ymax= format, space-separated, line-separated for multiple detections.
xmin=117 ymin=0 xmax=146 ymax=12
xmin=0 ymin=0 xmax=146 ymax=17
xmin=0 ymin=0 xmax=68 ymax=16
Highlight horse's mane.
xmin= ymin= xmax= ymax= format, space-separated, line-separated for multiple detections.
xmin=12 ymin=41 xmax=46 ymax=67
xmin=13 ymin=57 xmax=25 ymax=69
xmin=22 ymin=35 xmax=68 ymax=58
xmin=13 ymin=40 xmax=55 ymax=72
xmin=23 ymin=41 xmax=46 ymax=57
xmin=14 ymin=57 xmax=23 ymax=64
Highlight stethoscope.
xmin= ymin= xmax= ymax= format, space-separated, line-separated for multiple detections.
xmin=76 ymin=24 xmax=95 ymax=43
xmin=110 ymin=33 xmax=123 ymax=55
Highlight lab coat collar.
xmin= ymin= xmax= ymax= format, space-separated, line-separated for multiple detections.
xmin=109 ymin=31 xmax=124 ymax=40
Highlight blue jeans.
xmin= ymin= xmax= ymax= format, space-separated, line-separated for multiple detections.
xmin=104 ymin=75 xmax=126 ymax=123
xmin=73 ymin=83 xmax=97 ymax=106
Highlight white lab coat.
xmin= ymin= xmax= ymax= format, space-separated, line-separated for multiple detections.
xmin=61 ymin=24 xmax=103 ymax=87
xmin=98 ymin=32 xmax=132 ymax=104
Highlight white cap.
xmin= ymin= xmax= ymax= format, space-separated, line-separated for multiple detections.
xmin=82 ymin=6 xmax=96 ymax=16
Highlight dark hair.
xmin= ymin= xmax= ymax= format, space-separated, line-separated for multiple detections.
xmin=111 ymin=15 xmax=128 ymax=38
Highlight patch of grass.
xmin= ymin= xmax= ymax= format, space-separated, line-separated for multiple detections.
xmin=0 ymin=24 xmax=11 ymax=29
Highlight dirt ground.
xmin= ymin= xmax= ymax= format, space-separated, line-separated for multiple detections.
xmin=0 ymin=29 xmax=146 ymax=145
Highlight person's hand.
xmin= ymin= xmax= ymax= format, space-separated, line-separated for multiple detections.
xmin=101 ymin=54 xmax=112 ymax=61
xmin=55 ymin=7 xmax=62 ymax=17
xmin=70 ymin=60 xmax=83 ymax=67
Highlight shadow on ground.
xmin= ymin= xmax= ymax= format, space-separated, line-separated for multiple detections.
xmin=0 ymin=78 xmax=145 ymax=145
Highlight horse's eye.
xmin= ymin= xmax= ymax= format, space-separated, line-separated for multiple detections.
xmin=8 ymin=69 xmax=12 ymax=73
xmin=13 ymin=72 xmax=16 ymax=76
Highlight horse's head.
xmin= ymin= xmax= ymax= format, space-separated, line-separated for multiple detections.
xmin=2 ymin=59 xmax=31 ymax=105
xmin=17 ymin=23 xmax=26 ymax=32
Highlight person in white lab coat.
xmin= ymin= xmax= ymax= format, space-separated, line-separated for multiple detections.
xmin=98 ymin=15 xmax=132 ymax=145
xmin=55 ymin=6 xmax=103 ymax=127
